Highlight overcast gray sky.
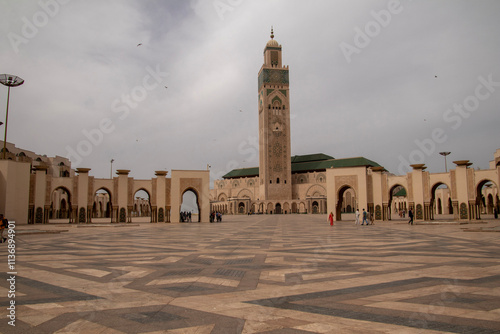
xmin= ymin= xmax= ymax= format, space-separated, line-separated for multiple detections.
xmin=1 ymin=0 xmax=499 ymax=183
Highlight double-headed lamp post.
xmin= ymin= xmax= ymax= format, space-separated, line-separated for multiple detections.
xmin=439 ymin=152 xmax=451 ymax=173
xmin=0 ymin=74 xmax=24 ymax=160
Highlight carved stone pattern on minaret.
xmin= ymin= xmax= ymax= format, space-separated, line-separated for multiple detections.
xmin=273 ymin=142 xmax=282 ymax=156
xmin=259 ymin=69 xmax=289 ymax=88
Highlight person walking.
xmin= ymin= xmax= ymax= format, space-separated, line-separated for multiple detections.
xmin=362 ymin=209 xmax=368 ymax=225
xmin=408 ymin=208 xmax=414 ymax=225
xmin=328 ymin=212 xmax=334 ymax=226
xmin=355 ymin=209 xmax=360 ymax=225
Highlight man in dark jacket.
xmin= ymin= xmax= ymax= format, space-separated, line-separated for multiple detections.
xmin=408 ymin=209 xmax=414 ymax=225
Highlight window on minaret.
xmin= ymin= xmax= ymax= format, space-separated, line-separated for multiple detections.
xmin=271 ymin=51 xmax=278 ymax=67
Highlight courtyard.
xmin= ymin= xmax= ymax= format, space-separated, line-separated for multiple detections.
xmin=1 ymin=215 xmax=500 ymax=333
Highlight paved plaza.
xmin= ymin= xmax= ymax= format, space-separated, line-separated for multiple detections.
xmin=1 ymin=215 xmax=500 ymax=333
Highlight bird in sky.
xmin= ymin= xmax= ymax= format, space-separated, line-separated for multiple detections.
xmin=164 ymin=86 xmax=168 ymax=89
xmin=435 ymin=75 xmax=437 ymax=78
xmin=137 ymin=43 xmax=142 ymax=47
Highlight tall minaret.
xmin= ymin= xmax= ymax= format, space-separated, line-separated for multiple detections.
xmin=258 ymin=28 xmax=292 ymax=201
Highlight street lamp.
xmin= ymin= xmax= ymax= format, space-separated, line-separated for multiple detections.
xmin=110 ymin=159 xmax=114 ymax=178
xmin=439 ymin=152 xmax=451 ymax=172
xmin=0 ymin=74 xmax=24 ymax=159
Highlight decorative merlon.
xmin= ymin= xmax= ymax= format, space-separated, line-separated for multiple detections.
xmin=116 ymin=169 xmax=131 ymax=175
xmin=410 ymin=164 xmax=427 ymax=170
xmin=371 ymin=166 xmax=385 ymax=172
xmin=453 ymin=160 xmax=473 ymax=167
xmin=76 ymin=168 xmax=91 ymax=174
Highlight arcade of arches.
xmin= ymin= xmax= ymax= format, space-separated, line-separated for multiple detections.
xmin=26 ymin=168 xmax=210 ymax=224
xmin=210 ymin=154 xmax=500 ymax=222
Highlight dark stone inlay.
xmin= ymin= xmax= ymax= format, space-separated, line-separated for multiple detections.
xmin=162 ymin=284 xmax=212 ymax=292
xmin=246 ymin=276 xmax=500 ymax=333
xmin=402 ymin=292 xmax=500 ymax=311
xmin=121 ymin=311 xmax=185 ymax=324
xmin=214 ymin=268 xmax=245 ymax=278
xmin=162 ymin=268 xmax=203 ymax=276
xmin=225 ymin=258 xmax=253 ymax=265
xmin=189 ymin=258 xmax=214 ymax=265
xmin=0 ymin=274 xmax=102 ymax=307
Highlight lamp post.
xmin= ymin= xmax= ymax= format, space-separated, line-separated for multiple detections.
xmin=110 ymin=159 xmax=114 ymax=179
xmin=0 ymin=74 xmax=24 ymax=159
xmin=439 ymin=152 xmax=451 ymax=172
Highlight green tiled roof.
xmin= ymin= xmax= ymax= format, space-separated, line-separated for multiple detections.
xmin=393 ymin=188 xmax=407 ymax=197
xmin=291 ymin=157 xmax=381 ymax=173
xmin=222 ymin=167 xmax=259 ymax=179
xmin=222 ymin=155 xmax=382 ymax=179
xmin=291 ymin=153 xmax=334 ymax=163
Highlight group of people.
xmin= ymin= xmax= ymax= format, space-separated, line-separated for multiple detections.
xmin=355 ymin=209 xmax=374 ymax=225
xmin=328 ymin=208 xmax=375 ymax=226
xmin=210 ymin=211 xmax=222 ymax=223
xmin=180 ymin=211 xmax=192 ymax=222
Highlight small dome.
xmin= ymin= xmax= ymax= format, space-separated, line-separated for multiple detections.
xmin=266 ymin=39 xmax=279 ymax=47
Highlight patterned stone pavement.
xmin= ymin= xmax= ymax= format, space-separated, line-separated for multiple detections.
xmin=1 ymin=215 xmax=500 ymax=333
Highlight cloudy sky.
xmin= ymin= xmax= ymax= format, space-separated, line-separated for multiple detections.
xmin=1 ymin=0 xmax=499 ymax=184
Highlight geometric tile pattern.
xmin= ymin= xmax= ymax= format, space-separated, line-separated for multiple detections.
xmin=1 ymin=215 xmax=500 ymax=333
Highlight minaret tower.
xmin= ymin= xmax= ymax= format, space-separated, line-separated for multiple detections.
xmin=258 ymin=28 xmax=292 ymax=201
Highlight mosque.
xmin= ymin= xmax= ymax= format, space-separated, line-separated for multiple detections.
xmin=0 ymin=30 xmax=499 ymax=224
xmin=208 ymin=30 xmax=500 ymax=221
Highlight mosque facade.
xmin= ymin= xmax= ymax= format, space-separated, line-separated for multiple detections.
xmin=209 ymin=31 xmax=500 ymax=221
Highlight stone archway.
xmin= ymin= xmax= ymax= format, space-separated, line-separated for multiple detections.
xmin=336 ymin=185 xmax=356 ymax=221
xmin=389 ymin=185 xmax=407 ymax=220
xmin=181 ymin=188 xmax=200 ymax=222
xmin=311 ymin=201 xmax=319 ymax=214
xmin=171 ymin=170 xmax=210 ymax=223
xmin=238 ymin=202 xmax=245 ymax=214
xmin=430 ymin=182 xmax=451 ymax=220
xmin=49 ymin=186 xmax=72 ymax=223
xmin=475 ymin=180 xmax=497 ymax=220
xmin=133 ymin=189 xmax=152 ymax=222
xmin=93 ymin=188 xmax=112 ymax=222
